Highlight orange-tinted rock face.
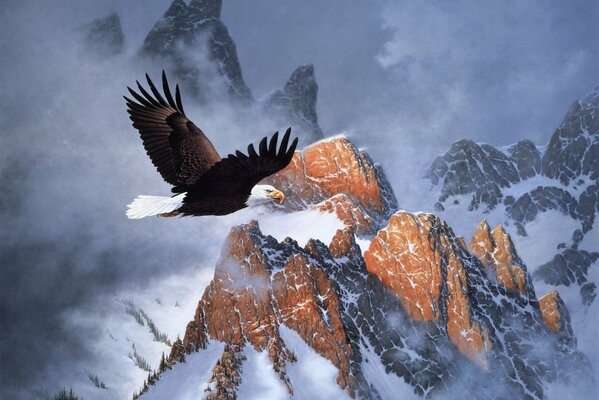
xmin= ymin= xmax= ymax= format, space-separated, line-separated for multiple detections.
xmin=538 ymin=290 xmax=576 ymax=347
xmin=176 ymin=221 xmax=355 ymax=397
xmin=190 ymin=222 xmax=279 ymax=350
xmin=364 ymin=212 xmax=491 ymax=366
xmin=265 ymin=137 xmax=396 ymax=217
xmin=315 ymin=194 xmax=375 ymax=235
xmin=470 ymin=220 xmax=528 ymax=295
xmin=272 ymin=254 xmax=354 ymax=392
xmin=539 ymin=291 xmax=564 ymax=333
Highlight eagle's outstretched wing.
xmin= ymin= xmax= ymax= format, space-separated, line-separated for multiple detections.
xmin=124 ymin=71 xmax=221 ymax=188
xmin=187 ymin=128 xmax=298 ymax=199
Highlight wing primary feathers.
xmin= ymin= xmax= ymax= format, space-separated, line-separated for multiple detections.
xmin=278 ymin=128 xmax=291 ymax=158
xmin=127 ymin=87 xmax=154 ymax=108
xmin=136 ymin=81 xmax=160 ymax=107
xmin=258 ymin=137 xmax=268 ymax=155
xmin=287 ymin=137 xmax=299 ymax=161
xmin=248 ymin=143 xmax=258 ymax=158
xmin=268 ymin=131 xmax=278 ymax=157
xmin=145 ymin=73 xmax=167 ymax=106
xmin=235 ymin=150 xmax=248 ymax=160
xmin=161 ymin=71 xmax=178 ymax=110
xmin=175 ymin=84 xmax=185 ymax=115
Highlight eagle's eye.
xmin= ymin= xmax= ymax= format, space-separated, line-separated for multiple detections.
xmin=266 ymin=189 xmax=273 ymax=193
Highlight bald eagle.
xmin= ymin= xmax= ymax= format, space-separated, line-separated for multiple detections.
xmin=124 ymin=72 xmax=297 ymax=219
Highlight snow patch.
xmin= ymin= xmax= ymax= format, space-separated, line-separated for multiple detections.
xmin=60 ymin=267 xmax=214 ymax=399
xmin=237 ymin=346 xmax=288 ymax=400
xmin=140 ymin=341 xmax=225 ymax=400
xmin=514 ymin=210 xmax=581 ymax=271
xmin=578 ymin=226 xmax=599 ymax=253
xmin=355 ymin=237 xmax=372 ymax=256
xmin=279 ymin=325 xmax=350 ymax=400
xmin=256 ymin=209 xmax=345 ymax=247
xmin=360 ymin=343 xmax=421 ymax=399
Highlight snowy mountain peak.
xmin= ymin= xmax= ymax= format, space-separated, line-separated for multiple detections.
xmin=135 ymin=137 xmax=589 ymax=400
xmin=141 ymin=0 xmax=252 ymax=104
xmin=543 ymin=85 xmax=599 ymax=185
xmin=425 ymin=84 xmax=599 ymax=310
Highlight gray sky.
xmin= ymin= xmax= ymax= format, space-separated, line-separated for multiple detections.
xmin=1 ymin=0 xmax=598 ymax=398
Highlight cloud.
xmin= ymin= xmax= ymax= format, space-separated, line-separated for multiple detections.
xmin=1 ymin=1 xmax=599 ymax=398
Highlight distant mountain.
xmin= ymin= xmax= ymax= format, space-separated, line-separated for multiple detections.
xmin=80 ymin=13 xmax=124 ymax=56
xmin=264 ymin=65 xmax=324 ymax=143
xmin=139 ymin=0 xmax=324 ymax=142
xmin=140 ymin=0 xmax=253 ymax=104
xmin=425 ymin=86 xmax=599 ymax=306
xmin=133 ymin=138 xmax=589 ymax=400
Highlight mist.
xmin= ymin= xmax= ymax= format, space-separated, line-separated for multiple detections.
xmin=1 ymin=0 xmax=598 ymax=398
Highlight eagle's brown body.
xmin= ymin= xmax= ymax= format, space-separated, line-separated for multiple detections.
xmin=124 ymin=72 xmax=297 ymax=217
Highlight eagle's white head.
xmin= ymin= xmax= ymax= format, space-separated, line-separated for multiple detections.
xmin=246 ymin=184 xmax=285 ymax=207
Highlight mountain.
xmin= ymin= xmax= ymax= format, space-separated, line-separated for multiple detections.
xmin=425 ymin=86 xmax=599 ymax=306
xmin=80 ymin=13 xmax=124 ymax=56
xmin=263 ymin=65 xmax=324 ymax=143
xmin=133 ymin=137 xmax=590 ymax=400
xmin=140 ymin=0 xmax=253 ymax=104
xmin=139 ymin=0 xmax=324 ymax=142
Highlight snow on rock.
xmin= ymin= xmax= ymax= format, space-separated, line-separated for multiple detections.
xmin=257 ymin=209 xmax=344 ymax=248
xmin=59 ymin=267 xmax=214 ymax=400
xmin=264 ymin=136 xmax=398 ymax=223
xmin=121 ymin=132 xmax=592 ymax=400
xmin=140 ymin=0 xmax=253 ymax=104
xmin=364 ymin=211 xmax=492 ymax=366
xmin=425 ymin=84 xmax=599 ymax=308
xmin=279 ymin=326 xmax=350 ymax=400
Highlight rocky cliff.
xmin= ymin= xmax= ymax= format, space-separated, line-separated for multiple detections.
xmin=425 ymin=85 xmax=599 ymax=306
xmin=263 ymin=65 xmax=324 ymax=143
xmin=140 ymin=0 xmax=253 ymax=104
xmin=137 ymin=137 xmax=588 ymax=400
xmin=138 ymin=0 xmax=325 ymax=144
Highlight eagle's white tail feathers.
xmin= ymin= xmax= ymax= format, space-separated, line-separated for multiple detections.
xmin=126 ymin=193 xmax=186 ymax=219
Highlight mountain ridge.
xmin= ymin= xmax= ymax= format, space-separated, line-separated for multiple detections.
xmin=135 ymin=136 xmax=590 ymax=400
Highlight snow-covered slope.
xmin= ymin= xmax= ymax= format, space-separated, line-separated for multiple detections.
xmin=423 ymin=85 xmax=599 ymax=398
xmin=425 ymin=85 xmax=599 ymax=306
xmin=123 ymin=138 xmax=591 ymax=400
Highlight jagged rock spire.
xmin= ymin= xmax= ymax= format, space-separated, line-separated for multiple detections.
xmin=264 ymin=64 xmax=324 ymax=144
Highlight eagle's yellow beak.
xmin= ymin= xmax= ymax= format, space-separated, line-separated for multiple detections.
xmin=267 ymin=189 xmax=285 ymax=204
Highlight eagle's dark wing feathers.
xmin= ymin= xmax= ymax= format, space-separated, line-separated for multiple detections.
xmin=124 ymin=71 xmax=220 ymax=187
xmin=190 ymin=128 xmax=298 ymax=197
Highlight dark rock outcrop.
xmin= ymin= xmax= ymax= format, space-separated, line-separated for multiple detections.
xmin=507 ymin=139 xmax=542 ymax=179
xmin=141 ymin=0 xmax=253 ymax=104
xmin=81 ymin=13 xmax=124 ymax=56
xmin=506 ymin=186 xmax=579 ymax=236
xmin=426 ymin=85 xmax=599 ymax=307
xmin=535 ymin=249 xmax=599 ymax=305
xmin=542 ymin=87 xmax=599 ymax=185
xmin=426 ymin=139 xmax=522 ymax=211
xmin=263 ymin=65 xmax=324 ymax=143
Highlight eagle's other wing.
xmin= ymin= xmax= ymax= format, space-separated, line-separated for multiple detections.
xmin=124 ymin=71 xmax=221 ymax=188
xmin=189 ymin=128 xmax=298 ymax=197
